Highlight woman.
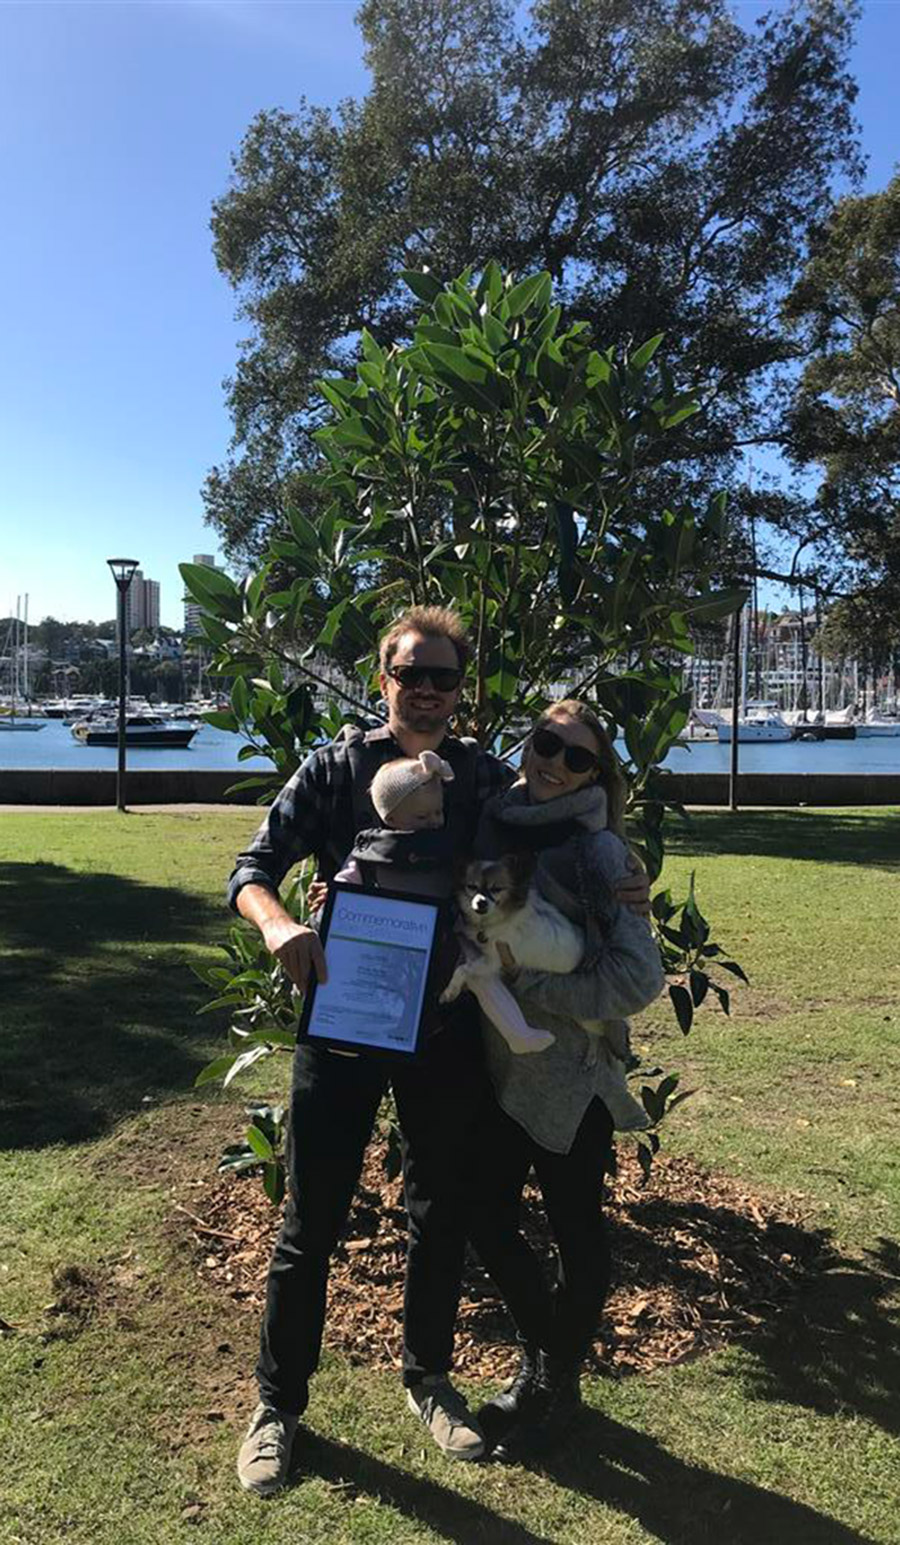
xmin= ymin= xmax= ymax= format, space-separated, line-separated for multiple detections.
xmin=465 ymin=700 xmax=665 ymax=1460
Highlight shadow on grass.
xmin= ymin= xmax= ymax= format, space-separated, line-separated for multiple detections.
xmin=540 ymin=1411 xmax=877 ymax=1545
xmin=295 ymin=1424 xmax=876 ymax=1545
xmin=0 ymin=860 xmax=225 ymax=1149
xmin=295 ymin=1432 xmax=555 ymax=1544
xmin=664 ymin=808 xmax=900 ymax=870
xmin=458 ymin=1184 xmax=900 ymax=1459
xmin=608 ymin=1196 xmax=900 ymax=1440
xmin=746 ymin=1234 xmax=900 ymax=1439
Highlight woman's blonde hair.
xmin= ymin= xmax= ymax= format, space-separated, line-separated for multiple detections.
xmin=530 ymin=699 xmax=627 ymax=835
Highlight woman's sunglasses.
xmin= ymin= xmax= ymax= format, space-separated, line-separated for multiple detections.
xmin=386 ymin=664 xmax=463 ymax=693
xmin=531 ymin=726 xmax=599 ymax=775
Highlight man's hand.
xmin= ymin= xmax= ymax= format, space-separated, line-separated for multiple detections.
xmin=307 ymin=877 xmax=329 ymax=914
xmin=616 ymin=855 xmax=651 ymax=917
xmin=261 ymin=918 xmax=328 ymax=994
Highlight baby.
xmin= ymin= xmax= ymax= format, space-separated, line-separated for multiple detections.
xmin=334 ymin=750 xmax=458 ymax=894
xmin=333 ymin=752 xmax=554 ymax=1055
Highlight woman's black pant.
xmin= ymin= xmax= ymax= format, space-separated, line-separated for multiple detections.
xmin=256 ymin=1014 xmax=488 ymax=1416
xmin=467 ymin=1094 xmax=614 ymax=1366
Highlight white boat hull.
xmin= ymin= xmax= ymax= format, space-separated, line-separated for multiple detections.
xmin=716 ymin=723 xmax=792 ymax=743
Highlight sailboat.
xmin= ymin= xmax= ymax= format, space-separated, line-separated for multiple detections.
xmin=714 ymin=609 xmax=791 ymax=742
xmin=0 ymin=597 xmax=46 ymax=732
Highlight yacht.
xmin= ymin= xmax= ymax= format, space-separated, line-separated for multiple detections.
xmin=716 ymin=703 xmax=792 ymax=743
xmin=71 ymin=712 xmax=200 ymax=748
xmin=856 ymin=711 xmax=900 ymax=738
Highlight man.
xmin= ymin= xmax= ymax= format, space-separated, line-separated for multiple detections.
xmin=232 ymin=606 xmax=511 ymax=1494
xmin=230 ymin=605 xmax=649 ymax=1494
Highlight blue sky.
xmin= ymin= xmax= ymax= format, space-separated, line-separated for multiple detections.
xmin=0 ymin=1 xmax=896 ymax=630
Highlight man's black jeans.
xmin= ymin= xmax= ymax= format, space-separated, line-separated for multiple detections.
xmin=467 ymin=1094 xmax=615 ymax=1366
xmin=256 ymin=1013 xmax=487 ymax=1415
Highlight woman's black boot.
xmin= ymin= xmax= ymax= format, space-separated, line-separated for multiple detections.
xmin=476 ymin=1344 xmax=540 ymax=1450
xmin=490 ymin=1351 xmax=582 ymax=1463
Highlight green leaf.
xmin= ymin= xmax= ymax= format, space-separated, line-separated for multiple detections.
xmin=263 ymin=1162 xmax=285 ymax=1206
xmin=401 ymin=268 xmax=443 ymax=303
xmin=194 ymin=1053 xmax=242 ymax=1087
xmin=358 ymin=361 xmax=384 ymax=391
xmin=246 ymin=1123 xmax=275 ymax=1163
xmin=709 ymin=981 xmax=731 ymax=1016
xmin=658 ymin=393 xmax=700 ymax=430
xmin=668 ymin=983 xmax=694 ymax=1034
xmin=360 ymin=328 xmax=386 ymax=367
xmin=482 ymin=313 xmax=509 ymax=353
xmin=630 ymin=333 xmax=665 ymax=370
xmin=231 ymin=677 xmax=249 ymax=721
xmin=179 ymin=562 xmax=242 ymax=624
xmin=687 ymin=587 xmax=751 ymax=621
xmin=203 ymin=709 xmax=238 ymax=732
xmin=199 ymin=615 xmax=233 ymax=646
xmin=223 ymin=1044 xmax=273 ymax=1086
xmin=505 ymin=271 xmax=551 ymax=316
xmin=689 ymin=969 xmax=709 ymax=1007
xmin=419 ymin=342 xmax=488 ymax=384
xmin=719 ymin=960 xmax=749 ymax=984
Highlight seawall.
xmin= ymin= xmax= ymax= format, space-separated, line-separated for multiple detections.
xmin=1 ymin=768 xmax=899 ymax=807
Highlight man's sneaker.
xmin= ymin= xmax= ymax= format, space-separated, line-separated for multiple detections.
xmin=236 ymin=1402 xmax=299 ymax=1495
xmin=406 ymin=1375 xmax=485 ymax=1460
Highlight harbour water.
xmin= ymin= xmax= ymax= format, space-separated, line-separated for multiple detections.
xmin=2 ymin=718 xmax=900 ymax=775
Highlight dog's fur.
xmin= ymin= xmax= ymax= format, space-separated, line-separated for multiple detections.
xmin=441 ymin=854 xmax=584 ymax=1004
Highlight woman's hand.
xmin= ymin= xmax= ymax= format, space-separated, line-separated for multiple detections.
xmin=616 ymin=854 xmax=651 ymax=917
xmin=496 ymin=941 xmax=519 ymax=980
xmin=307 ymin=876 xmax=329 ymax=914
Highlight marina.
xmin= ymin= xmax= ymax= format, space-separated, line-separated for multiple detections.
xmin=2 ymin=714 xmax=900 ymax=777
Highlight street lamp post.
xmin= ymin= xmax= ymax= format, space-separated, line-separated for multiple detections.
xmin=107 ymin=558 xmax=139 ymax=812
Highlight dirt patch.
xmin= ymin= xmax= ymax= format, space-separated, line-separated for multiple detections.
xmin=173 ymin=1137 xmax=829 ymax=1383
xmin=41 ymin=1263 xmax=103 ymax=1339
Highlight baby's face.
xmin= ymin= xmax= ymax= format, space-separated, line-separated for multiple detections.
xmin=387 ymin=780 xmax=445 ymax=830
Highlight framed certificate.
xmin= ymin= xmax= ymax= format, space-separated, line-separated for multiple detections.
xmin=298 ymin=883 xmax=446 ymax=1059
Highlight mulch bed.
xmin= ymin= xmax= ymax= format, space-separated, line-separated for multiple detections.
xmin=178 ymin=1136 xmax=830 ymax=1383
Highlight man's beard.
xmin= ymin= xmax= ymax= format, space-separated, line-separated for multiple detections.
xmin=395 ymin=701 xmax=449 ymax=735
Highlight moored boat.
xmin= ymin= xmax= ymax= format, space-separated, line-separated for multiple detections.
xmin=716 ymin=704 xmax=792 ymax=743
xmin=71 ymin=713 xmax=200 ymax=748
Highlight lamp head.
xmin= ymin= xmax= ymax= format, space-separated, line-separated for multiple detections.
xmin=107 ymin=558 xmax=139 ymax=590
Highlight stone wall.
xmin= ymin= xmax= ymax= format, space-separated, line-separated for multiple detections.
xmin=1 ymin=768 xmax=899 ymax=807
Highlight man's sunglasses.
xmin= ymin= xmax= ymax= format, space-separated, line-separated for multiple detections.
xmin=386 ymin=664 xmax=463 ymax=693
xmin=531 ymin=726 xmax=599 ymax=775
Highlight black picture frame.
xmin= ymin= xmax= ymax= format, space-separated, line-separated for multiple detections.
xmin=297 ymin=882 xmax=448 ymax=1061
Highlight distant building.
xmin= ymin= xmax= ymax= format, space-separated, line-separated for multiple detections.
xmin=122 ymin=570 xmax=161 ymax=635
xmin=118 ymin=569 xmax=161 ymax=642
xmin=183 ymin=553 xmax=220 ymax=637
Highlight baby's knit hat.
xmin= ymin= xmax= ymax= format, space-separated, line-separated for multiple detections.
xmin=370 ymin=750 xmax=455 ymax=822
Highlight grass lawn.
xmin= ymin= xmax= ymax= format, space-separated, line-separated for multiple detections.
xmin=1 ymin=805 xmax=898 ymax=1545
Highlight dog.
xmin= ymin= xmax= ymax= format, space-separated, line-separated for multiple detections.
xmin=440 ymin=854 xmax=586 ymax=1054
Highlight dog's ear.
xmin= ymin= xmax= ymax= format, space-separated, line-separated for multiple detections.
xmin=451 ymin=851 xmax=474 ymax=888
xmin=504 ymin=850 xmax=535 ymax=887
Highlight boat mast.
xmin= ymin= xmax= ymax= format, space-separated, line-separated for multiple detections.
xmin=23 ymin=593 xmax=29 ymax=710
xmin=740 ymin=603 xmax=749 ymax=715
xmin=12 ymin=597 xmax=19 ymax=722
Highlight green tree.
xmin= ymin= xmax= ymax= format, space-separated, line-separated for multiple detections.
xmin=185 ymin=266 xmax=747 ymax=1154
xmin=204 ymin=0 xmax=859 ymax=569
xmin=784 ymin=171 xmax=900 ymax=654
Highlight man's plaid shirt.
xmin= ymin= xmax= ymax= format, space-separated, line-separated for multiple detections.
xmin=227 ymin=724 xmax=515 ymax=910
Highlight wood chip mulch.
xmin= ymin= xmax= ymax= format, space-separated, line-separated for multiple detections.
xmin=180 ymin=1140 xmax=828 ymax=1383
